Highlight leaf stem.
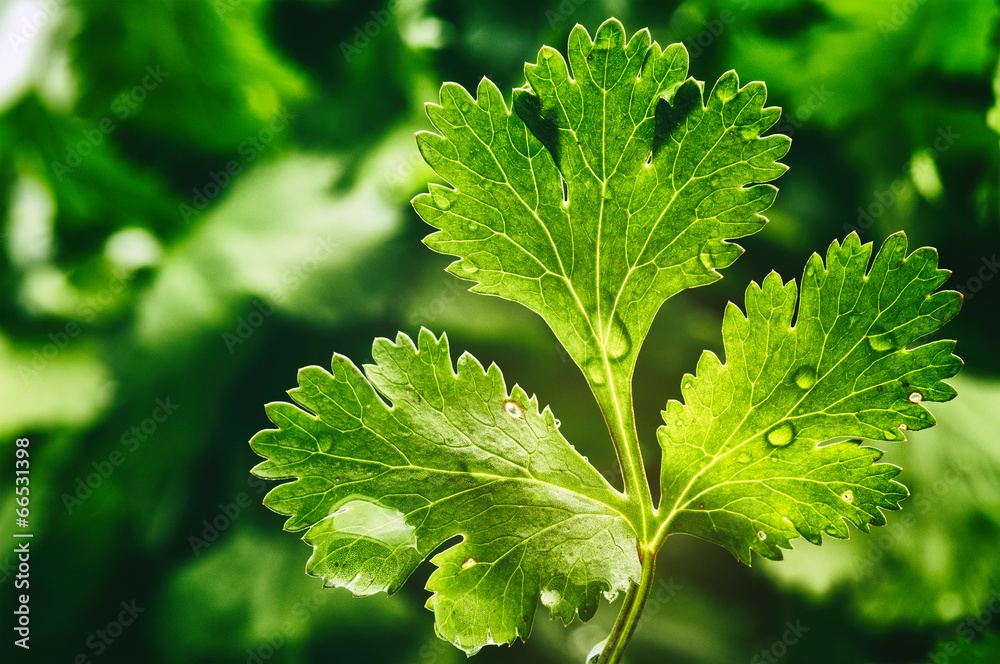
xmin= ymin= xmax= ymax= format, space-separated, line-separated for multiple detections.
xmin=596 ymin=546 xmax=656 ymax=664
xmin=590 ymin=361 xmax=654 ymax=538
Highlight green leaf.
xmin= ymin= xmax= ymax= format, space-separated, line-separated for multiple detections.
xmin=412 ymin=18 xmax=790 ymax=385
xmin=658 ymin=233 xmax=963 ymax=563
xmin=251 ymin=329 xmax=640 ymax=654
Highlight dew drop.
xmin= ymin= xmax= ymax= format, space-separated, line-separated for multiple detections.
xmin=462 ymin=557 xmax=476 ymax=570
xmin=682 ymin=376 xmax=695 ymax=392
xmin=553 ymin=418 xmax=561 ymax=428
xmin=433 ymin=194 xmax=451 ymax=211
xmin=504 ymin=400 xmax=524 ymax=420
xmin=757 ymin=531 xmax=767 ymax=541
xmin=698 ymin=248 xmax=715 ymax=272
xmin=898 ymin=423 xmax=908 ymax=431
xmin=463 ymin=262 xmax=479 ymax=274
xmin=824 ymin=525 xmax=839 ymax=536
xmin=582 ymin=456 xmax=588 ymax=462
xmin=540 ymin=588 xmax=561 ymax=608
xmin=765 ymin=421 xmax=795 ymax=447
xmin=737 ymin=453 xmax=750 ymax=463
xmin=841 ymin=490 xmax=854 ymax=503
xmin=334 ymin=476 xmax=341 ymax=483
xmin=868 ymin=334 xmax=893 ymax=353
xmin=793 ymin=366 xmax=817 ymax=390
xmin=601 ymin=589 xmax=618 ymax=602
xmin=674 ymin=420 xmax=682 ymax=427
xmin=466 ymin=221 xmax=476 ymax=231
xmin=908 ymin=392 xmax=923 ymax=403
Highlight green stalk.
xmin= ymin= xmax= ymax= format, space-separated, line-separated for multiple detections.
xmin=587 ymin=351 xmax=659 ymax=664
xmin=595 ymin=547 xmax=656 ymax=664
xmin=589 ymin=357 xmax=654 ymax=537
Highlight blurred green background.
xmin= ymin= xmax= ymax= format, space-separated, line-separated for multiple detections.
xmin=1 ymin=0 xmax=999 ymax=662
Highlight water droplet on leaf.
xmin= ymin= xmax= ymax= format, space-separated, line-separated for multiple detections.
xmin=540 ymin=588 xmax=561 ymax=608
xmin=586 ymin=637 xmax=609 ymax=663
xmin=908 ymin=392 xmax=923 ymax=403
xmin=793 ymin=366 xmax=817 ymax=390
xmin=766 ymin=421 xmax=795 ymax=447
xmin=757 ymin=531 xmax=767 ymax=541
xmin=504 ymin=400 xmax=524 ymax=419
xmin=462 ymin=557 xmax=476 ymax=570
xmin=868 ymin=334 xmax=893 ymax=352
xmin=898 ymin=423 xmax=908 ymax=431
xmin=698 ymin=248 xmax=716 ymax=272
xmin=841 ymin=490 xmax=854 ymax=503
xmin=738 ymin=453 xmax=750 ymax=463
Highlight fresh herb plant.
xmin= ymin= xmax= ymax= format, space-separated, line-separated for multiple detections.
xmin=250 ymin=18 xmax=962 ymax=664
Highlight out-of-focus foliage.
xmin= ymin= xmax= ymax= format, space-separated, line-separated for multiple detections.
xmin=0 ymin=0 xmax=997 ymax=662
xmin=763 ymin=373 xmax=1000 ymax=626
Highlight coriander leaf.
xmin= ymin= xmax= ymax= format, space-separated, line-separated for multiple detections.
xmin=412 ymin=18 xmax=790 ymax=385
xmin=658 ymin=233 xmax=962 ymax=563
xmin=250 ymin=329 xmax=640 ymax=654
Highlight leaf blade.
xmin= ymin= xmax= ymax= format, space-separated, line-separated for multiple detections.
xmin=413 ymin=18 xmax=790 ymax=384
xmin=251 ymin=329 xmax=640 ymax=653
xmin=658 ymin=233 xmax=962 ymax=562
